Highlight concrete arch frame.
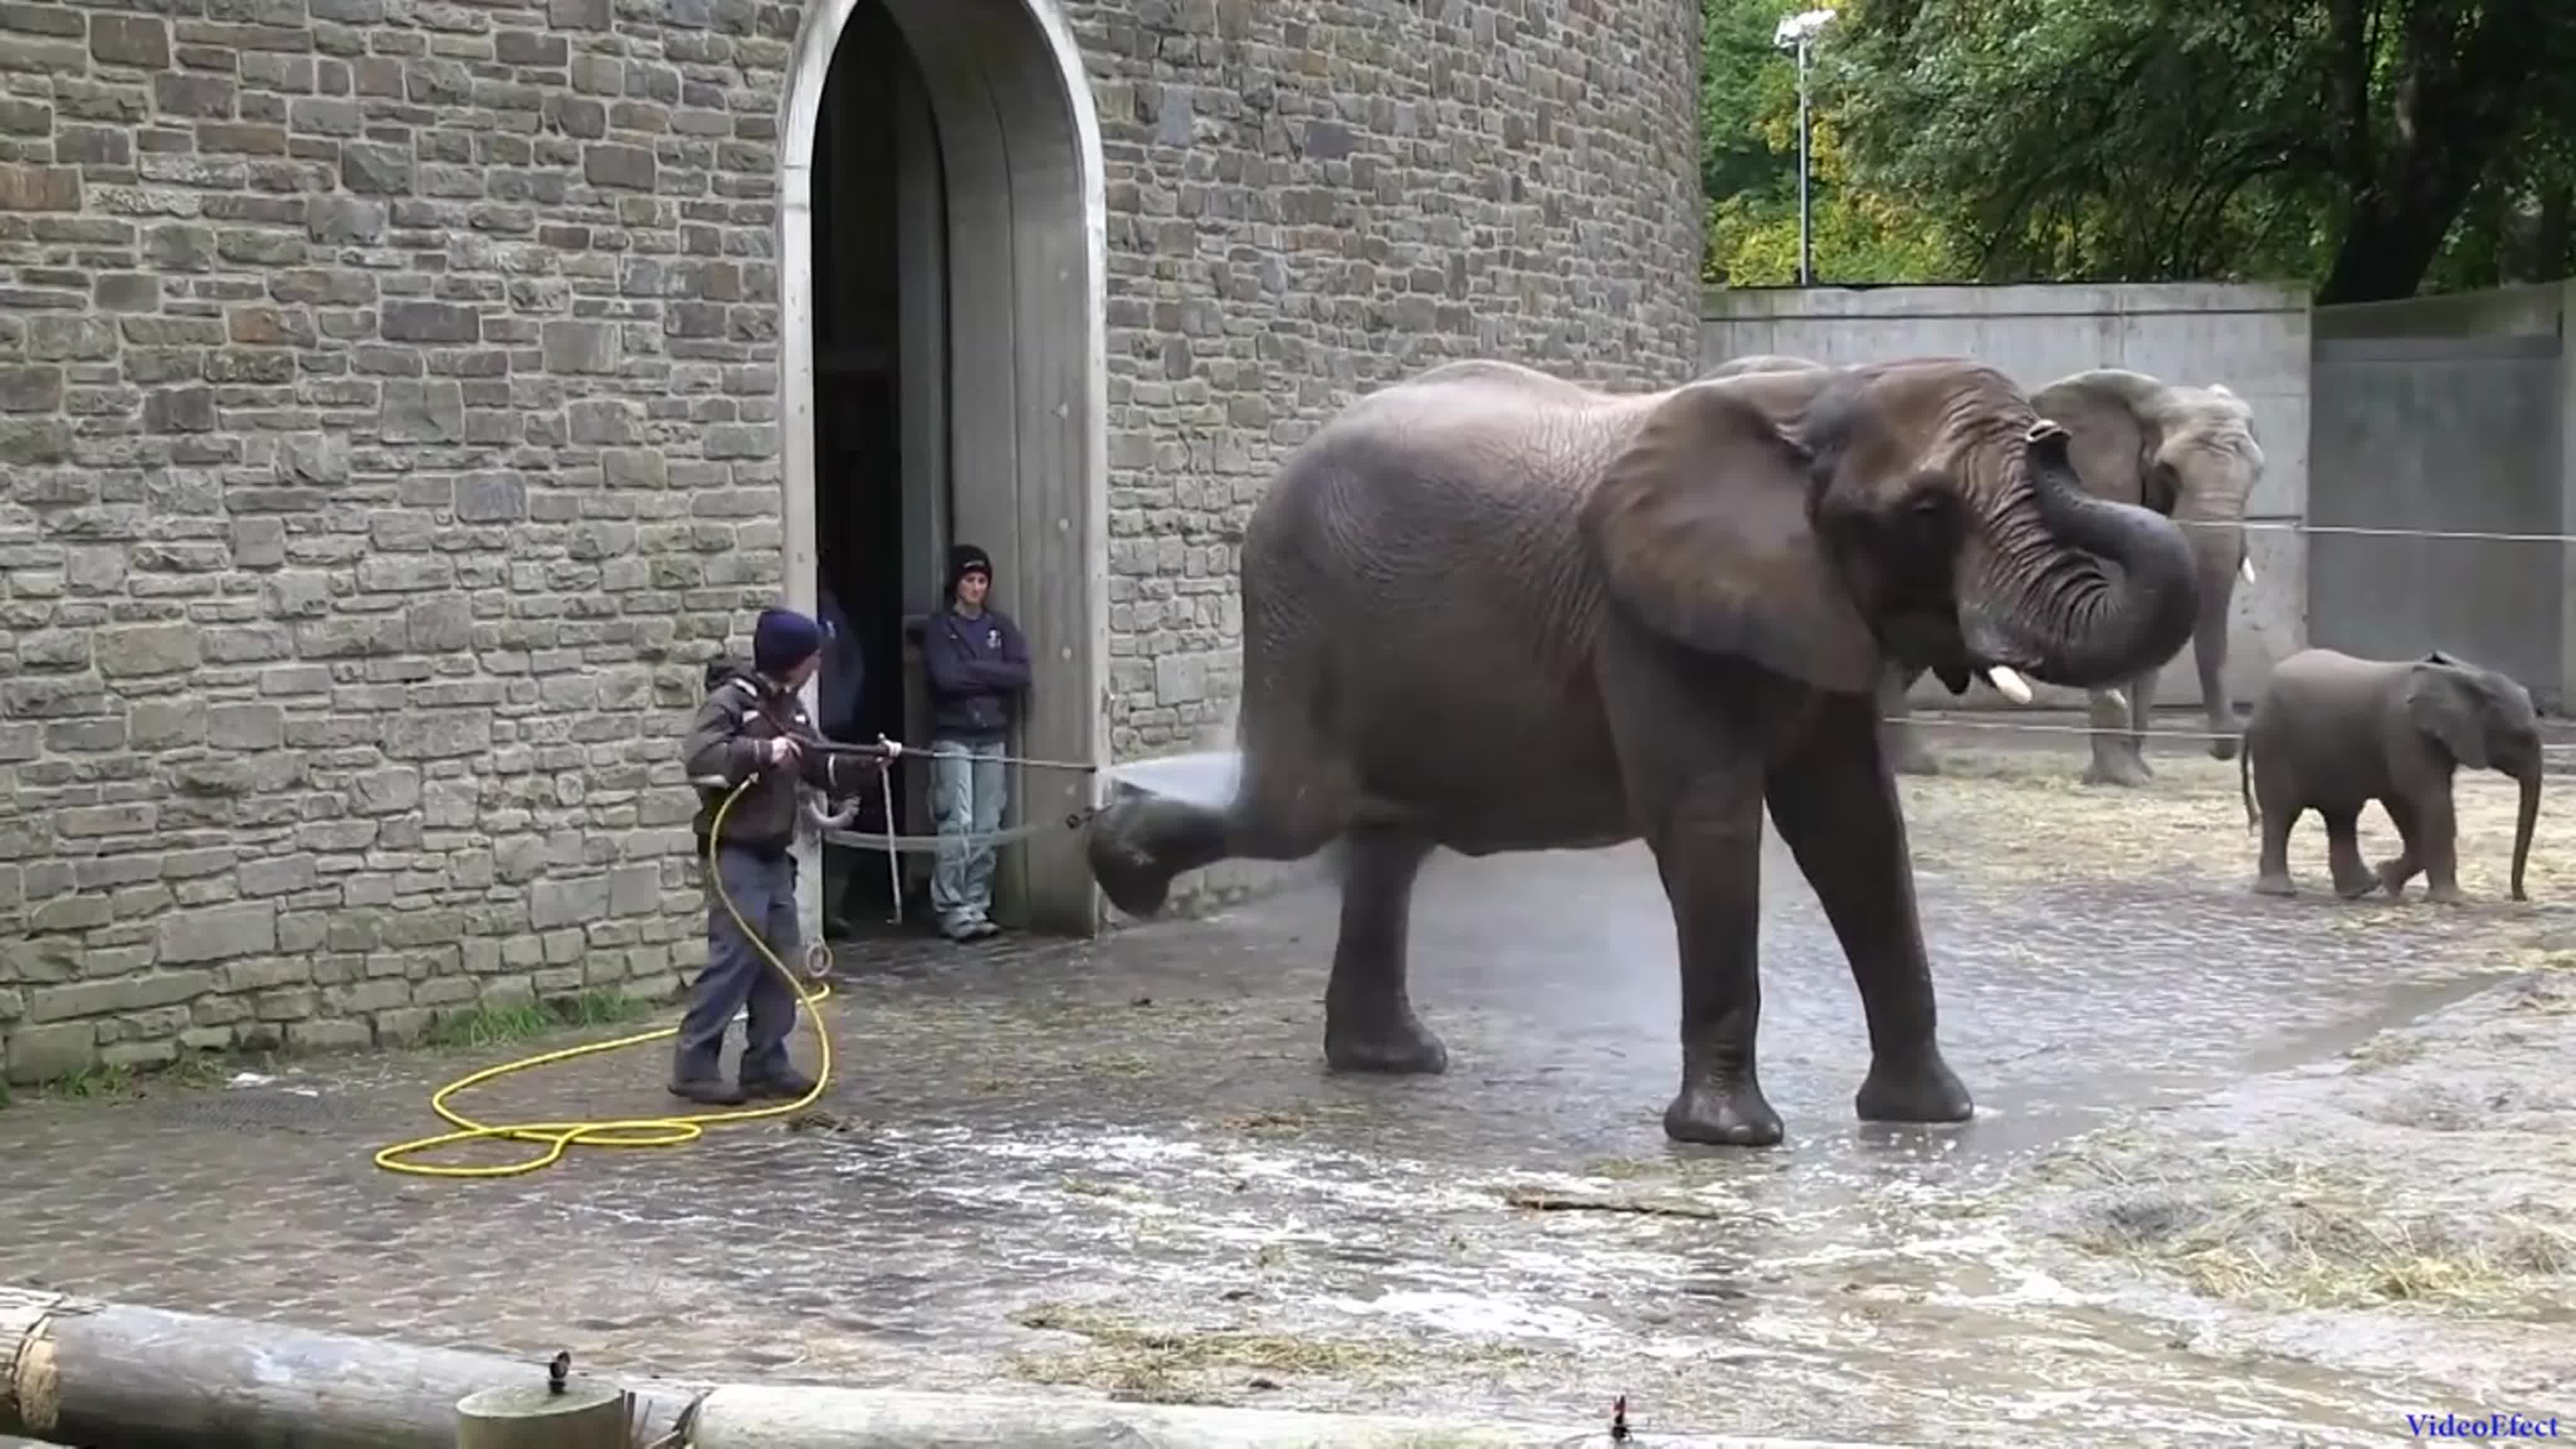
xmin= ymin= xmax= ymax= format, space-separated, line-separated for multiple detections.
xmin=777 ymin=0 xmax=1111 ymax=940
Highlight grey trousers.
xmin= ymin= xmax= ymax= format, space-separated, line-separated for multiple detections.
xmin=673 ymin=843 xmax=801 ymax=1084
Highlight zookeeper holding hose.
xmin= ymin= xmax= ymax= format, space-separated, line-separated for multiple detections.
xmin=671 ymin=606 xmax=900 ymax=1107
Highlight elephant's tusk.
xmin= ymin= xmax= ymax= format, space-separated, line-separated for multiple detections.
xmin=2104 ymin=688 xmax=2128 ymax=714
xmin=2240 ymin=554 xmax=2257 ymax=586
xmin=1983 ymin=665 xmax=2034 ymax=704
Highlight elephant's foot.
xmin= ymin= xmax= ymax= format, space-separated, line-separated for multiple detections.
xmin=1855 ymin=1049 xmax=1975 ymax=1126
xmin=2373 ymin=858 xmax=2413 ymax=899
xmin=2207 ymin=733 xmax=2239 ymax=762
xmin=1662 ymin=1075 xmax=1784 ymax=1148
xmin=2425 ymin=882 xmax=2468 ymax=907
xmin=1323 ymin=1009 xmax=1448 ymax=1075
xmin=2082 ymin=748 xmax=2154 ymax=788
xmin=2250 ymin=872 xmax=2297 ymax=897
xmin=2331 ymin=865 xmax=2381 ymax=900
xmin=1084 ymin=799 xmax=1180 ymax=919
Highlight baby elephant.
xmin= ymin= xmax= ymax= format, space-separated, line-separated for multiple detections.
xmin=2241 ymin=647 xmax=2543 ymax=904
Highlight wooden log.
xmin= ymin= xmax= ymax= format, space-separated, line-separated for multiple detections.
xmin=0 ymin=1288 xmax=699 ymax=1449
xmin=3 ymin=1285 xmax=1858 ymax=1449
xmin=453 ymin=1378 xmax=632 ymax=1449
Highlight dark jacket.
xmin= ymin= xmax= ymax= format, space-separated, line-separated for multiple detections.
xmin=681 ymin=657 xmax=887 ymax=855
xmin=816 ymin=586 xmax=863 ymax=741
xmin=922 ymin=605 xmax=1030 ymax=743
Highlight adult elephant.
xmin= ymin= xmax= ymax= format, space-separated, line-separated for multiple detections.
xmin=1879 ymin=368 xmax=2266 ymax=782
xmin=1084 ymin=357 xmax=2199 ymax=1147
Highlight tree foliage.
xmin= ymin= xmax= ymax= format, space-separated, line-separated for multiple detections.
xmin=1699 ymin=0 xmax=1968 ymax=286
xmin=1696 ymin=0 xmax=2576 ymax=300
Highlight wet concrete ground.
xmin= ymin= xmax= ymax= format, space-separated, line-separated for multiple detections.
xmin=3 ymin=730 xmax=2571 ymax=1446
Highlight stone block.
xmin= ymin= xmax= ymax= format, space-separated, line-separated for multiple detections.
xmin=158 ymin=902 xmax=277 ymax=964
xmin=530 ymin=874 xmax=611 ymax=930
xmin=4 ymin=1021 xmax=96 ymax=1084
xmin=94 ymin=621 xmax=201 ymax=678
xmin=285 ymin=1018 xmax=372 ymax=1052
xmin=90 ymin=14 xmax=170 ymax=68
xmin=27 ymin=970 xmax=214 ymax=1023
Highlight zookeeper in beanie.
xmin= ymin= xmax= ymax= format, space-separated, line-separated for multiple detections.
xmin=671 ymin=604 xmax=901 ymax=1106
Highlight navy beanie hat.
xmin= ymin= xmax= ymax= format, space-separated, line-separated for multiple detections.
xmin=752 ymin=606 xmax=823 ymax=677
xmin=948 ymin=543 xmax=992 ymax=591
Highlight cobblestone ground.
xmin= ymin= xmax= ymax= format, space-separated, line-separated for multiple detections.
xmin=4 ymin=730 xmax=2571 ymax=1446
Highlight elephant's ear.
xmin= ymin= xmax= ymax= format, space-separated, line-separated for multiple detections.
xmin=2031 ymin=375 xmax=2165 ymax=513
xmin=2406 ymin=663 xmax=2490 ymax=770
xmin=1580 ymin=382 xmax=1880 ymax=694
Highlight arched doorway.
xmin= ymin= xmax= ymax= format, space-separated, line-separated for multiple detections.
xmin=777 ymin=0 xmax=1108 ymax=943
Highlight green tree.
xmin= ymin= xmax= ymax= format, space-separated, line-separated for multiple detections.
xmin=1699 ymin=0 xmax=1968 ymax=286
xmin=1825 ymin=0 xmax=2576 ymax=303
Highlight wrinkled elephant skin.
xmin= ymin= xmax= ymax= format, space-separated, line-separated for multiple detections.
xmin=1085 ymin=356 xmax=2201 ymax=1147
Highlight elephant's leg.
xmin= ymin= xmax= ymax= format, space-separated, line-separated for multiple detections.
xmin=2375 ymin=797 xmax=2423 ymax=899
xmin=2196 ymin=609 xmax=2238 ymax=762
xmin=2250 ymin=756 xmax=2299 ymax=896
xmin=1597 ymin=633 xmax=1780 ymax=1146
xmin=2324 ymin=806 xmax=2378 ymax=899
xmin=1767 ymin=693 xmax=1973 ymax=1128
xmin=1321 ymin=823 xmax=1446 ymax=1075
xmin=1085 ymin=754 xmax=1344 ymax=919
xmin=2413 ymin=784 xmax=2466 ymax=905
xmin=2126 ymin=665 xmax=2160 ymax=767
xmin=1644 ymin=767 xmax=1778 ymax=1146
xmin=1879 ymin=663 xmax=1939 ymax=776
xmin=2080 ymin=679 xmax=2152 ymax=787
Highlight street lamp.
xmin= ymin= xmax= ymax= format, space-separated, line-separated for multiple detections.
xmin=1774 ymin=7 xmax=1835 ymax=287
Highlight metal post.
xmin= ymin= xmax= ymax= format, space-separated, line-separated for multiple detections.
xmin=1775 ymin=8 xmax=1833 ymax=289
xmin=1796 ymin=35 xmax=1811 ymax=287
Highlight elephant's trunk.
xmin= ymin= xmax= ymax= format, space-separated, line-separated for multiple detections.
xmin=2185 ymin=523 xmax=2240 ymax=749
xmin=1963 ymin=426 xmax=2201 ymax=691
xmin=2512 ymin=766 xmax=2541 ymax=902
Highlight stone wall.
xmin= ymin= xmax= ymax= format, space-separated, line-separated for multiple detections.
xmin=0 ymin=0 xmax=1706 ymax=1084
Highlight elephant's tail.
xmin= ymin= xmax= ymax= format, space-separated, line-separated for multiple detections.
xmin=2240 ymin=739 xmax=2257 ymax=831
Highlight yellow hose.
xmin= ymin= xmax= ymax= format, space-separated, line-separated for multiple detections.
xmin=371 ymin=771 xmax=835 ymax=1179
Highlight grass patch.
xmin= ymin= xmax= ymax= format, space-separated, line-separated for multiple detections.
xmin=1002 ymin=1301 xmax=1531 ymax=1406
xmin=1 ymin=1044 xmax=253 ymax=1111
xmin=422 ymin=991 xmax=657 ymax=1051
xmin=2050 ymin=1142 xmax=2576 ymax=1316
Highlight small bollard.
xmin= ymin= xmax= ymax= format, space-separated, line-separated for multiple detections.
xmin=453 ymin=1375 xmax=631 ymax=1448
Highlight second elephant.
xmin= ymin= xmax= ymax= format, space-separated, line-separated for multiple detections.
xmin=1881 ymin=368 xmax=2266 ymax=780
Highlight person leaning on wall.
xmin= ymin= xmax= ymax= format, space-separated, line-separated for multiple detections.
xmin=921 ymin=544 xmax=1031 ymax=943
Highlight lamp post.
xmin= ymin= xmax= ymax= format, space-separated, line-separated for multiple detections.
xmin=1773 ymin=8 xmax=1836 ymax=287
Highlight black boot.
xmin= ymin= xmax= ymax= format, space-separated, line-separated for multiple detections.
xmin=669 ymin=1076 xmax=747 ymax=1106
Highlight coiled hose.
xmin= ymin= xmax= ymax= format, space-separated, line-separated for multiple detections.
xmin=371 ymin=771 xmax=830 ymax=1179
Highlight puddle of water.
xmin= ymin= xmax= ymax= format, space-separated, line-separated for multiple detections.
xmin=2235 ymin=966 xmax=2516 ymax=1074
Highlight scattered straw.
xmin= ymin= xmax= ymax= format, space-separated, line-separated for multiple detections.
xmin=1002 ymin=1301 xmax=1530 ymax=1406
xmin=1899 ymin=748 xmax=2570 ymax=908
xmin=2049 ymin=1141 xmax=2576 ymax=1317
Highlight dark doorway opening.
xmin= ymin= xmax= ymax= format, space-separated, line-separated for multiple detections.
xmin=813 ymin=4 xmax=947 ymax=940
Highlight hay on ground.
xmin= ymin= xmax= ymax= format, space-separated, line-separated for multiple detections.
xmin=2046 ymin=1140 xmax=2576 ymax=1317
xmin=1001 ymin=1301 xmax=1530 ymax=1407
